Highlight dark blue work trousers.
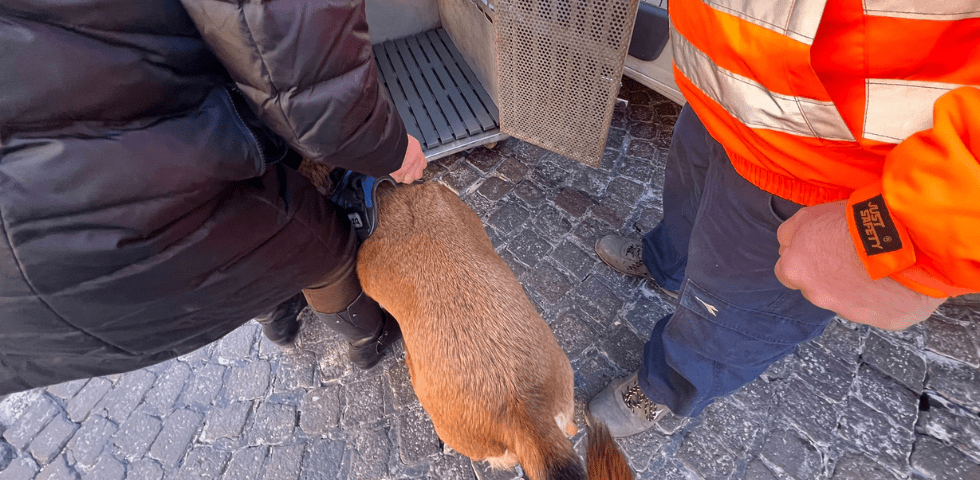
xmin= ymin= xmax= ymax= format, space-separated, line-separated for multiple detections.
xmin=639 ymin=106 xmax=835 ymax=417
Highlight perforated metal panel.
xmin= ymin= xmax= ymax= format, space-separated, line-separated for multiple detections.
xmin=495 ymin=0 xmax=640 ymax=166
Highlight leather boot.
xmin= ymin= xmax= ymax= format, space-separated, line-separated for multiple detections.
xmin=313 ymin=291 xmax=401 ymax=370
xmin=255 ymin=293 xmax=308 ymax=347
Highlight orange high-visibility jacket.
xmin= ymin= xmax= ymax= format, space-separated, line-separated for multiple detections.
xmin=670 ymin=0 xmax=980 ymax=297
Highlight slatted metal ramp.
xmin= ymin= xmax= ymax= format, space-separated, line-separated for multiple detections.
xmin=374 ymin=28 xmax=504 ymax=160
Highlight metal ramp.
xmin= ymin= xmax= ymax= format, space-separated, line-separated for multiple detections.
xmin=373 ymin=28 xmax=505 ymax=161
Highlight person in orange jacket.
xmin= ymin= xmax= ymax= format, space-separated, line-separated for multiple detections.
xmin=588 ymin=0 xmax=979 ymax=436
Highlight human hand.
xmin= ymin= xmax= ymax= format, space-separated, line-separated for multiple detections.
xmin=389 ymin=135 xmax=427 ymax=183
xmin=774 ymin=200 xmax=946 ymax=330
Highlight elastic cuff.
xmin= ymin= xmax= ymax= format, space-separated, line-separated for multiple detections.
xmin=845 ymin=183 xmax=915 ymax=280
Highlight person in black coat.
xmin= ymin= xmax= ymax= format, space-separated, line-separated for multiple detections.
xmin=0 ymin=0 xmax=426 ymax=394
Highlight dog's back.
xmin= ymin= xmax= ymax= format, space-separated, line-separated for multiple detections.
xmin=357 ymin=182 xmax=631 ymax=480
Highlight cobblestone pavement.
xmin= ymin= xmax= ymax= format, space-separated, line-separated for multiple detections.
xmin=3 ymin=79 xmax=980 ymax=480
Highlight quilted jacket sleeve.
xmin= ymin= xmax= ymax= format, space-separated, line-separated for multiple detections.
xmin=179 ymin=0 xmax=408 ymax=176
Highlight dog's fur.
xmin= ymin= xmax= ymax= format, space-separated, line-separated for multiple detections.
xmin=357 ymin=182 xmax=632 ymax=480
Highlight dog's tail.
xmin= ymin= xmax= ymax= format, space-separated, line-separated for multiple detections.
xmin=585 ymin=413 xmax=633 ymax=480
xmin=512 ymin=411 xmax=633 ymax=480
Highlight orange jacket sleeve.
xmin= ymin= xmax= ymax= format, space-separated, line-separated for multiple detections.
xmin=846 ymin=86 xmax=980 ymax=298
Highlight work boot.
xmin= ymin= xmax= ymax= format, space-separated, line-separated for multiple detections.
xmin=595 ymin=235 xmax=678 ymax=299
xmin=314 ymin=291 xmax=401 ymax=370
xmin=255 ymin=293 xmax=308 ymax=347
xmin=588 ymin=371 xmax=670 ymax=438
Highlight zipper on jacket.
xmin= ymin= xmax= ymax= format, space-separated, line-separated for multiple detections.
xmin=221 ymin=86 xmax=269 ymax=168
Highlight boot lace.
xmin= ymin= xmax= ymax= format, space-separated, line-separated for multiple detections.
xmin=624 ymin=243 xmax=646 ymax=274
xmin=622 ymin=382 xmax=663 ymax=422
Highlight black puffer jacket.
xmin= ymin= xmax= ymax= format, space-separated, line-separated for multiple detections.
xmin=0 ymin=0 xmax=407 ymax=393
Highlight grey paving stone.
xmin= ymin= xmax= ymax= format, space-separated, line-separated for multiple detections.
xmin=127 ymin=459 xmax=164 ymax=480
xmin=909 ymin=435 xmax=980 ymax=480
xmin=299 ymin=387 xmax=342 ymax=436
xmin=925 ymin=357 xmax=980 ymax=410
xmin=675 ymin=427 xmax=737 ymax=480
xmin=524 ymin=262 xmax=573 ymax=306
xmin=590 ymin=197 xmax=634 ymax=229
xmin=395 ymin=406 xmax=440 ymax=465
xmin=628 ymin=105 xmax=656 ymax=123
xmin=531 ymin=154 xmax=580 ymax=189
xmin=443 ymin=163 xmax=481 ymax=194
xmin=3 ymin=394 xmax=60 ymax=450
xmin=616 ymin=425 xmax=667 ymax=473
xmin=148 ymin=409 xmax=203 ymax=469
xmin=605 ymin=177 xmax=645 ymax=205
xmin=315 ymin=339 xmax=357 ymax=382
xmin=792 ymin=343 xmax=857 ymax=403
xmin=772 ymin=377 xmax=839 ymax=446
xmin=533 ymin=205 xmax=573 ymax=239
xmin=350 ymin=427 xmax=390 ymax=480
xmin=200 ymin=400 xmax=252 ymax=443
xmin=225 ymin=360 xmax=272 ymax=400
xmin=599 ymin=324 xmax=646 ymax=372
xmin=830 ymin=453 xmax=901 ymax=480
xmin=66 ymin=377 xmax=113 ymax=424
xmin=852 ymin=364 xmax=919 ymax=428
xmin=248 ymin=402 xmax=296 ymax=446
xmin=628 ymin=122 xmax=660 ymax=142
xmin=551 ymin=311 xmax=598 ymax=360
xmin=837 ymin=398 xmax=914 ymax=473
xmin=65 ymin=415 xmax=117 ymax=470
xmin=0 ymin=457 xmax=38 ymax=480
xmin=633 ymin=204 xmax=664 ymax=234
xmin=144 ymin=361 xmax=191 ymax=414
xmin=222 ymin=446 xmax=267 ymax=480
xmin=487 ymin=202 xmax=530 ymax=235
xmin=471 ymin=460 xmax=520 ymax=480
xmin=261 ymin=444 xmax=305 ymax=480
xmin=177 ymin=363 xmax=226 ymax=410
xmin=512 ymin=181 xmax=546 ymax=208
xmin=550 ymin=241 xmax=594 ymax=281
xmin=0 ymin=440 xmax=13 ymax=471
xmin=46 ymin=380 xmax=88 ymax=403
xmin=570 ymin=216 xmax=617 ymax=256
xmin=342 ymin=379 xmax=384 ymax=429
xmin=111 ymin=409 xmax=162 ymax=460
xmin=496 ymin=249 xmax=529 ymax=280
xmin=467 ymin=147 xmax=503 ymax=173
xmin=555 ymin=187 xmax=595 ymax=218
xmin=477 ymin=177 xmax=513 ymax=202
xmin=622 ymin=293 xmax=674 ymax=339
xmin=29 ymin=414 xmax=78 ymax=464
xmin=427 ymin=451 xmax=475 ymax=480
xmin=274 ymin=351 xmax=317 ymax=393
xmin=744 ymin=459 xmax=780 ymax=480
xmin=864 ymin=332 xmax=927 ymax=392
xmin=813 ymin=319 xmax=865 ymax=365
xmin=571 ymin=166 xmax=613 ymax=198
xmin=496 ymin=137 xmax=548 ymax=163
xmin=626 ymin=139 xmax=659 ymax=160
xmin=35 ymin=454 xmax=78 ymax=480
xmin=924 ymin=316 xmax=980 ymax=368
xmin=759 ymin=428 xmax=823 ymax=480
xmin=175 ymin=445 xmax=230 ymax=480
xmin=496 ymin=157 xmax=528 ymax=183
xmin=96 ymin=369 xmax=156 ymax=423
xmin=464 ymin=191 xmax=497 ymax=219
xmin=386 ymin=361 xmax=419 ymax=412
xmin=606 ymin=127 xmax=628 ymax=151
xmin=916 ymin=400 xmax=980 ymax=463
xmin=214 ymin=323 xmax=258 ymax=364
xmin=82 ymin=456 xmax=124 ymax=480
xmin=567 ymin=276 xmax=625 ymax=330
xmin=698 ymin=400 xmax=766 ymax=456
xmin=506 ymin=229 xmax=553 ymax=268
xmin=299 ymin=438 xmax=349 ymax=480
xmin=572 ymin=351 xmax=618 ymax=400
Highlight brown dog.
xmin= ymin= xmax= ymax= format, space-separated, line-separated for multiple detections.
xmin=357 ymin=182 xmax=632 ymax=480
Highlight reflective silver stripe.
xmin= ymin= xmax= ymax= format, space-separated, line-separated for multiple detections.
xmin=863 ymin=80 xmax=967 ymax=143
xmin=704 ymin=0 xmax=828 ymax=44
xmin=672 ymin=28 xmax=855 ymax=141
xmin=864 ymin=0 xmax=980 ymax=20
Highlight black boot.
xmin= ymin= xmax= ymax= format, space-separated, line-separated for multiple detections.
xmin=313 ymin=291 xmax=401 ymax=369
xmin=255 ymin=293 xmax=308 ymax=347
